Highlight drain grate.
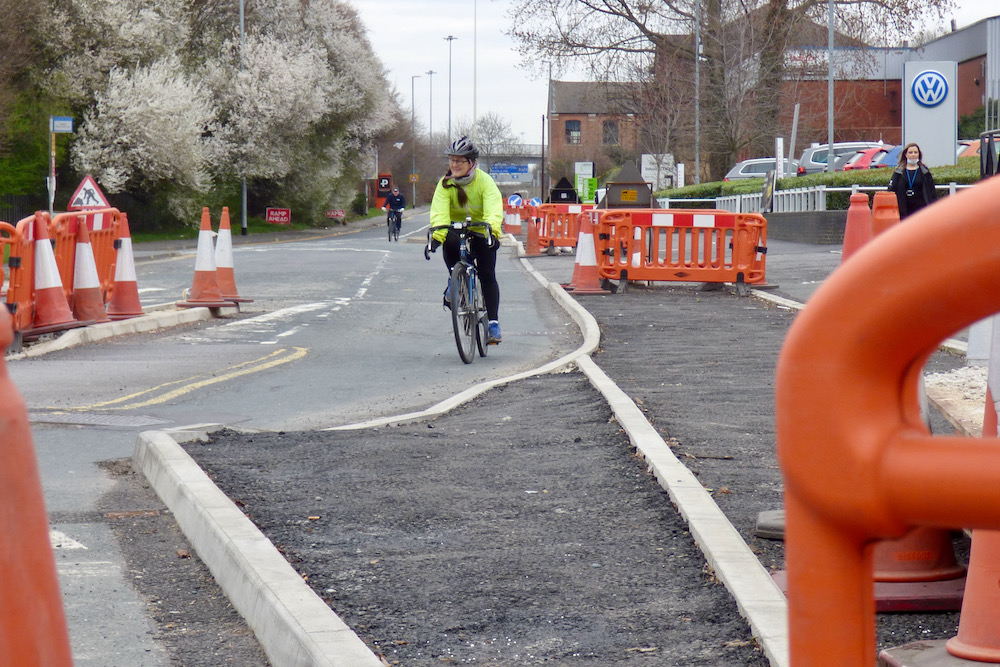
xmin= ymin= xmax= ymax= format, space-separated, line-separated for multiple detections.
xmin=29 ymin=412 xmax=172 ymax=427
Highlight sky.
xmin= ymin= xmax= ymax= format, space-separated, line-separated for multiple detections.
xmin=348 ymin=0 xmax=1000 ymax=145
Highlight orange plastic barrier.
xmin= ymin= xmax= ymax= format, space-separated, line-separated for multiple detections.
xmin=776 ymin=177 xmax=1000 ymax=666
xmin=502 ymin=204 xmax=523 ymax=235
xmin=0 ymin=305 xmax=73 ymax=663
xmin=50 ymin=209 xmax=121 ymax=303
xmin=592 ymin=208 xmax=767 ymax=288
xmin=536 ymin=203 xmax=591 ymax=254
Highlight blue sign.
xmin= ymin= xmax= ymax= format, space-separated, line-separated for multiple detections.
xmin=50 ymin=116 xmax=74 ymax=133
xmin=912 ymin=70 xmax=948 ymax=108
xmin=507 ymin=194 xmax=522 ymax=206
xmin=491 ymin=163 xmax=529 ymax=174
xmin=529 ymin=197 xmax=542 ymax=207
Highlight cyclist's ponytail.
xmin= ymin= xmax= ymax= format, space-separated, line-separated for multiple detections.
xmin=441 ymin=170 xmax=469 ymax=207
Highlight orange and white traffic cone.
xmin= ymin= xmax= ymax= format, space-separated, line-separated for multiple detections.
xmin=214 ymin=207 xmax=252 ymax=303
xmin=106 ymin=213 xmax=145 ymax=320
xmin=176 ymin=208 xmax=236 ymax=309
xmin=524 ymin=217 xmax=542 ymax=257
xmin=841 ymin=193 xmax=871 ymax=264
xmin=22 ymin=212 xmax=87 ymax=339
xmin=563 ymin=211 xmax=610 ymax=294
xmin=70 ymin=217 xmax=110 ymax=323
xmin=871 ymin=191 xmax=901 ymax=237
xmin=0 ymin=305 xmax=73 ymax=666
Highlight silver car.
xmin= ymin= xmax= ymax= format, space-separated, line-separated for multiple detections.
xmin=723 ymin=158 xmax=797 ymax=181
xmin=795 ymin=142 xmax=885 ymax=175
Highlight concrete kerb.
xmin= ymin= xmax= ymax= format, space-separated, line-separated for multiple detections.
xmin=134 ymin=235 xmax=792 ymax=666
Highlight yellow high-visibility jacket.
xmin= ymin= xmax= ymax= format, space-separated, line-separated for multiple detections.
xmin=429 ymin=168 xmax=503 ymax=243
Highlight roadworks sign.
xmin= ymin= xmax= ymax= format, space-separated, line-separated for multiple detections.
xmin=68 ymin=175 xmax=110 ymax=210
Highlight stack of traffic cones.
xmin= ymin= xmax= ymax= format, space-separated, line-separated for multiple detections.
xmin=70 ymin=218 xmax=110 ymax=323
xmin=176 ymin=208 xmax=236 ymax=309
xmin=0 ymin=306 xmax=73 ymax=665
xmin=563 ymin=211 xmax=610 ymax=294
xmin=214 ymin=207 xmax=252 ymax=303
xmin=21 ymin=212 xmax=87 ymax=339
xmin=106 ymin=213 xmax=145 ymax=320
xmin=841 ymin=193 xmax=871 ymax=264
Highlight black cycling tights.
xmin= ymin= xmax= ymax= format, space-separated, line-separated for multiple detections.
xmin=442 ymin=231 xmax=500 ymax=321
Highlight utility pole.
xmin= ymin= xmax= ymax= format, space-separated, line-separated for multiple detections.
xmin=411 ymin=74 xmax=421 ymax=207
xmin=445 ymin=36 xmax=456 ymax=141
xmin=426 ymin=70 xmax=436 ymax=146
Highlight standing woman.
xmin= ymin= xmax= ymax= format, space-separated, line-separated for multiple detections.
xmin=887 ymin=142 xmax=936 ymax=218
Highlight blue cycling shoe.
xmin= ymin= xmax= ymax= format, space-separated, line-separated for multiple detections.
xmin=487 ymin=320 xmax=502 ymax=344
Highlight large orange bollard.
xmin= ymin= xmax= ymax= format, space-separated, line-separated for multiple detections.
xmin=176 ymin=208 xmax=236 ymax=309
xmin=871 ymin=190 xmax=900 ymax=237
xmin=214 ymin=207 xmax=252 ymax=303
xmin=524 ymin=217 xmax=542 ymax=257
xmin=777 ymin=176 xmax=1000 ymax=666
xmin=841 ymin=193 xmax=872 ymax=263
xmin=0 ymin=306 xmax=74 ymax=665
xmin=106 ymin=212 xmax=145 ymax=320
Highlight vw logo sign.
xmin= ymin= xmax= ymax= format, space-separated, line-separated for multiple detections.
xmin=912 ymin=70 xmax=948 ymax=107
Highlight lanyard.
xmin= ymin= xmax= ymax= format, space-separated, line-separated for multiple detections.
xmin=906 ymin=168 xmax=918 ymax=190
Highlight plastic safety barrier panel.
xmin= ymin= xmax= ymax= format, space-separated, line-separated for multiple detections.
xmin=50 ymin=209 xmax=121 ymax=302
xmin=535 ymin=203 xmax=592 ymax=253
xmin=591 ymin=208 xmax=767 ymax=286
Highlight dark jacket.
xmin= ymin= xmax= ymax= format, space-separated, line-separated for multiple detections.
xmin=383 ymin=192 xmax=406 ymax=210
xmin=887 ymin=164 xmax=935 ymax=218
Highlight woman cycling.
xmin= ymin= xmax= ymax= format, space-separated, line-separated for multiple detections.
xmin=429 ymin=136 xmax=504 ymax=344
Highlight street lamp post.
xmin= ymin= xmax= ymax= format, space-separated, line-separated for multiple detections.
xmin=411 ymin=74 xmax=421 ymax=207
xmin=426 ymin=70 xmax=436 ymax=146
xmin=444 ymin=36 xmax=456 ymax=141
xmin=239 ymin=0 xmax=248 ymax=233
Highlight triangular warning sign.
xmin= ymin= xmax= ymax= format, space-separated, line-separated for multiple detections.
xmin=68 ymin=174 xmax=110 ymax=210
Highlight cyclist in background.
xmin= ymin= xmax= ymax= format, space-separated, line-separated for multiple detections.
xmin=429 ymin=136 xmax=504 ymax=343
xmin=382 ymin=187 xmax=406 ymax=234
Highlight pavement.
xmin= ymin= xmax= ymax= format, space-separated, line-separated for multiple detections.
xmin=15 ymin=213 xmax=978 ymax=666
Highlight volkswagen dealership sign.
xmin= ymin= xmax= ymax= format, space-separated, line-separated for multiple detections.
xmin=903 ymin=61 xmax=957 ymax=167
xmin=911 ymin=70 xmax=949 ymax=108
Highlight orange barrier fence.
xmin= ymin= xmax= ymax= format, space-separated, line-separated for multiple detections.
xmin=502 ymin=204 xmax=523 ymax=234
xmin=535 ymin=203 xmax=591 ymax=254
xmin=50 ymin=209 xmax=121 ymax=303
xmin=776 ymin=177 xmax=1000 ymax=666
xmin=591 ymin=208 xmax=767 ymax=287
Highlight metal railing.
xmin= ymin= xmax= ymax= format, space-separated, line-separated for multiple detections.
xmin=658 ymin=182 xmax=974 ymax=214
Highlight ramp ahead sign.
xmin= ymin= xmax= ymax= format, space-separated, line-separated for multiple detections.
xmin=68 ymin=175 xmax=110 ymax=210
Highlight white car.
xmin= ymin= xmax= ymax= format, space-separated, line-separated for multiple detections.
xmin=723 ymin=158 xmax=797 ymax=181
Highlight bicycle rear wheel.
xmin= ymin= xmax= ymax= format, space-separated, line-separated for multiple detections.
xmin=475 ymin=276 xmax=488 ymax=357
xmin=451 ymin=263 xmax=476 ymax=363
xmin=387 ymin=218 xmax=393 ymax=241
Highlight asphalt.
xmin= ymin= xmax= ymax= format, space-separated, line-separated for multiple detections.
xmin=14 ymin=211 xmax=973 ymax=666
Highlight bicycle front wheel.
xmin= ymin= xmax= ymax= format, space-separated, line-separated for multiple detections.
xmin=451 ymin=263 xmax=476 ymax=364
xmin=475 ymin=275 xmax=488 ymax=358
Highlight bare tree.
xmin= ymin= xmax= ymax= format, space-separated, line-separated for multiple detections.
xmin=506 ymin=0 xmax=955 ymax=180
xmin=454 ymin=112 xmax=520 ymax=171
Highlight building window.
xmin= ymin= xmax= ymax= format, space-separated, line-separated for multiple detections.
xmin=565 ymin=120 xmax=581 ymax=144
xmin=603 ymin=120 xmax=619 ymax=145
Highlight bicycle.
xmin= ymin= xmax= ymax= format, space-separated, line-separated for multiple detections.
xmin=385 ymin=207 xmax=402 ymax=241
xmin=425 ymin=216 xmax=491 ymax=364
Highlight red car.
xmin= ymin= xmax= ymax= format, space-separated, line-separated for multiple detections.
xmin=837 ymin=146 xmax=893 ymax=171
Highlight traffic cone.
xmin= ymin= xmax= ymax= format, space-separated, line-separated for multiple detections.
xmin=871 ymin=191 xmax=900 ymax=237
xmin=0 ymin=306 xmax=74 ymax=665
xmin=631 ymin=226 xmax=644 ymax=268
xmin=70 ymin=218 xmax=110 ymax=323
xmin=214 ymin=207 xmax=252 ymax=303
xmin=21 ymin=212 xmax=87 ymax=339
xmin=176 ymin=208 xmax=236 ymax=309
xmin=563 ymin=211 xmax=610 ymax=294
xmin=841 ymin=193 xmax=872 ymax=263
xmin=106 ymin=213 xmax=146 ymax=320
xmin=524 ymin=217 xmax=542 ymax=257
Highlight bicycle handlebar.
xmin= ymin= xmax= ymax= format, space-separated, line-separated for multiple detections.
xmin=425 ymin=218 xmax=495 ymax=259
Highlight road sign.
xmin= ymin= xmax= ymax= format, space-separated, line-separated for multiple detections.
xmin=325 ymin=209 xmax=346 ymax=219
xmin=409 ymin=174 xmax=419 ymax=183
xmin=529 ymin=197 xmax=542 ymax=207
xmin=266 ymin=207 xmax=291 ymax=225
xmin=68 ymin=175 xmax=110 ymax=210
xmin=491 ymin=163 xmax=529 ymax=174
xmin=50 ymin=116 xmax=74 ymax=133
xmin=507 ymin=194 xmax=522 ymax=207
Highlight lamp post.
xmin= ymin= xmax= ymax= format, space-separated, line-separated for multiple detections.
xmin=239 ymin=0 xmax=248 ymax=233
xmin=426 ymin=70 xmax=436 ymax=146
xmin=411 ymin=74 xmax=421 ymax=207
xmin=445 ymin=36 xmax=456 ymax=141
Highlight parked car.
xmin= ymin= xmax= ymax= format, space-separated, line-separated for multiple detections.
xmin=871 ymin=144 xmax=902 ymax=169
xmin=958 ymin=137 xmax=1000 ymax=159
xmin=835 ymin=146 xmax=894 ymax=171
xmin=723 ymin=157 xmax=797 ymax=181
xmin=796 ymin=141 xmax=885 ymax=175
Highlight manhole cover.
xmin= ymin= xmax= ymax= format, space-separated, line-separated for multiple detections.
xmin=29 ymin=412 xmax=172 ymax=427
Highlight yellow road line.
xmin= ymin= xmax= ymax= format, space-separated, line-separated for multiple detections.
xmin=60 ymin=347 xmax=308 ymax=411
